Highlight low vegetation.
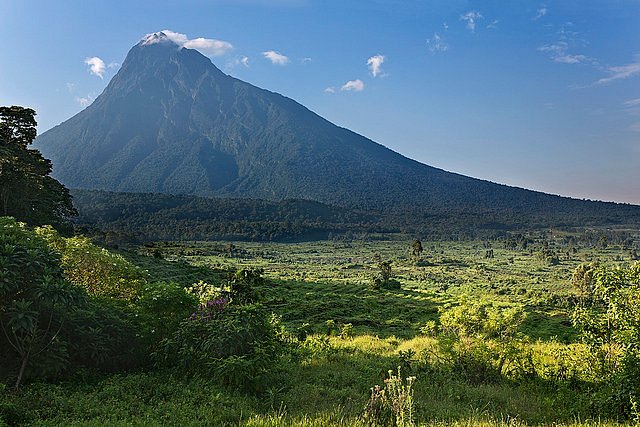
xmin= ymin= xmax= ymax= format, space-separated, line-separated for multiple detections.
xmin=2 ymin=217 xmax=640 ymax=426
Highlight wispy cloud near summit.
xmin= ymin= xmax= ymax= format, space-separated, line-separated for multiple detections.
xmin=142 ymin=30 xmax=234 ymax=56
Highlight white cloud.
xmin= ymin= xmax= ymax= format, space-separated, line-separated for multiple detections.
xmin=538 ymin=42 xmax=588 ymax=64
xmin=262 ymin=50 xmax=290 ymax=65
xmin=324 ymin=87 xmax=336 ymax=93
xmin=597 ymin=58 xmax=640 ymax=85
xmin=302 ymin=57 xmax=312 ymax=64
xmin=623 ymin=98 xmax=640 ymax=107
xmin=66 ymin=83 xmax=76 ymax=93
xmin=75 ymin=95 xmax=93 ymax=107
xmin=184 ymin=38 xmax=233 ymax=56
xmin=460 ymin=11 xmax=483 ymax=32
xmin=108 ymin=62 xmax=120 ymax=69
xmin=487 ymin=19 xmax=499 ymax=29
xmin=427 ymin=33 xmax=449 ymax=53
xmin=534 ymin=7 xmax=547 ymax=20
xmin=141 ymin=30 xmax=233 ymax=57
xmin=443 ymin=22 xmax=449 ymax=30
xmin=85 ymin=57 xmax=106 ymax=79
xmin=341 ymin=79 xmax=364 ymax=92
xmin=227 ymin=56 xmax=250 ymax=68
xmin=367 ymin=55 xmax=385 ymax=77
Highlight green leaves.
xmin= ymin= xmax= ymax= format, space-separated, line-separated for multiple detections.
xmin=0 ymin=106 xmax=76 ymax=227
xmin=7 ymin=300 xmax=38 ymax=333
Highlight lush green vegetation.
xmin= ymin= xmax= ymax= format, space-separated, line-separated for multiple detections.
xmin=3 ymin=221 xmax=640 ymax=426
xmin=72 ymin=189 xmax=640 ymax=245
xmin=0 ymin=107 xmax=75 ymax=229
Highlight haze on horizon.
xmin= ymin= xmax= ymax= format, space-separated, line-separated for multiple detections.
xmin=1 ymin=0 xmax=638 ymax=204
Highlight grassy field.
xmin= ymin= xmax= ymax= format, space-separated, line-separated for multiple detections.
xmin=4 ymin=232 xmax=639 ymax=426
xmin=134 ymin=234 xmax=633 ymax=340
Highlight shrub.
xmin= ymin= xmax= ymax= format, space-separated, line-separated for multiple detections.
xmin=157 ymin=303 xmax=281 ymax=393
xmin=572 ymin=261 xmax=640 ymax=417
xmin=0 ymin=217 xmax=83 ymax=389
xmin=436 ymin=299 xmax=530 ymax=384
xmin=363 ymin=367 xmax=415 ymax=427
xmin=137 ymin=281 xmax=198 ymax=344
xmin=36 ymin=226 xmax=147 ymax=301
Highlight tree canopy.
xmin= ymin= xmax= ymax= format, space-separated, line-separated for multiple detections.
xmin=0 ymin=106 xmax=76 ymax=227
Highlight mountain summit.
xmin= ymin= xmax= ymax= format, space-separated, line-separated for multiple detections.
xmin=138 ymin=31 xmax=177 ymax=46
xmin=36 ymin=34 xmax=638 ymax=219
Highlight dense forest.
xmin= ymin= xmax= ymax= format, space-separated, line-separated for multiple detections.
xmin=72 ymin=189 xmax=640 ymax=244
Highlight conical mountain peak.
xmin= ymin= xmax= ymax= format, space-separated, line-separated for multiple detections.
xmin=35 ymin=33 xmax=640 ymax=219
xmin=139 ymin=31 xmax=180 ymax=47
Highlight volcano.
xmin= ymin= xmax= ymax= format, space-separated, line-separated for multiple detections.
xmin=36 ymin=32 xmax=639 ymax=221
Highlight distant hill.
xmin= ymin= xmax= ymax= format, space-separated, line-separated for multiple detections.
xmin=37 ymin=31 xmax=640 ymax=223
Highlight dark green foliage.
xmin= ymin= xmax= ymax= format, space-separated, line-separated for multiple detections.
xmin=62 ymin=297 xmax=147 ymax=372
xmin=72 ymin=189 xmax=381 ymax=242
xmin=0 ymin=106 xmax=75 ymax=228
xmin=0 ymin=217 xmax=82 ymax=388
xmin=157 ymin=303 xmax=281 ymax=393
xmin=572 ymin=262 xmax=640 ymax=417
xmin=227 ymin=268 xmax=264 ymax=304
xmin=138 ymin=281 xmax=198 ymax=344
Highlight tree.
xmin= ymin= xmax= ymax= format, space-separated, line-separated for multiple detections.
xmin=0 ymin=106 xmax=76 ymax=227
xmin=411 ymin=239 xmax=423 ymax=262
xmin=572 ymin=262 xmax=640 ymax=416
xmin=0 ymin=217 xmax=82 ymax=389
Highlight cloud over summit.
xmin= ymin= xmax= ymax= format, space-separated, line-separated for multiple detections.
xmin=142 ymin=30 xmax=233 ymax=56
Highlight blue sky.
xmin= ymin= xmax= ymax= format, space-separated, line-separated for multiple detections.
xmin=1 ymin=0 xmax=639 ymax=204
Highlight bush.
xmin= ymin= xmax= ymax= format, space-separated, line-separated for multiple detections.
xmin=36 ymin=226 xmax=147 ymax=301
xmin=363 ymin=367 xmax=416 ymax=427
xmin=138 ymin=281 xmax=198 ymax=344
xmin=0 ymin=217 xmax=83 ymax=388
xmin=572 ymin=262 xmax=640 ymax=417
xmin=436 ymin=299 xmax=531 ymax=384
xmin=157 ymin=303 xmax=282 ymax=393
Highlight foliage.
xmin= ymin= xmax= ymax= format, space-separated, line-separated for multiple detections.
xmin=436 ymin=299 xmax=532 ymax=384
xmin=410 ymin=239 xmax=422 ymax=262
xmin=572 ymin=262 xmax=640 ymax=416
xmin=371 ymin=258 xmax=401 ymax=290
xmin=363 ymin=368 xmax=415 ymax=427
xmin=0 ymin=217 xmax=84 ymax=389
xmin=36 ymin=225 xmax=147 ymax=301
xmin=439 ymin=298 xmax=526 ymax=341
xmin=0 ymin=106 xmax=75 ymax=228
xmin=137 ymin=281 xmax=198 ymax=343
xmin=157 ymin=303 xmax=282 ymax=392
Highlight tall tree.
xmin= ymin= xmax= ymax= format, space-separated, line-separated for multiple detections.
xmin=0 ymin=106 xmax=76 ymax=227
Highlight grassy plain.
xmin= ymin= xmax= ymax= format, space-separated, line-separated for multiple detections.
xmin=4 ymin=232 xmax=638 ymax=426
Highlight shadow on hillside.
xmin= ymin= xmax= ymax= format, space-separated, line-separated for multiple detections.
xmin=262 ymin=278 xmax=440 ymax=338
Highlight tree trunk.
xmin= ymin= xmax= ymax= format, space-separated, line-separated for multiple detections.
xmin=14 ymin=350 xmax=29 ymax=391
